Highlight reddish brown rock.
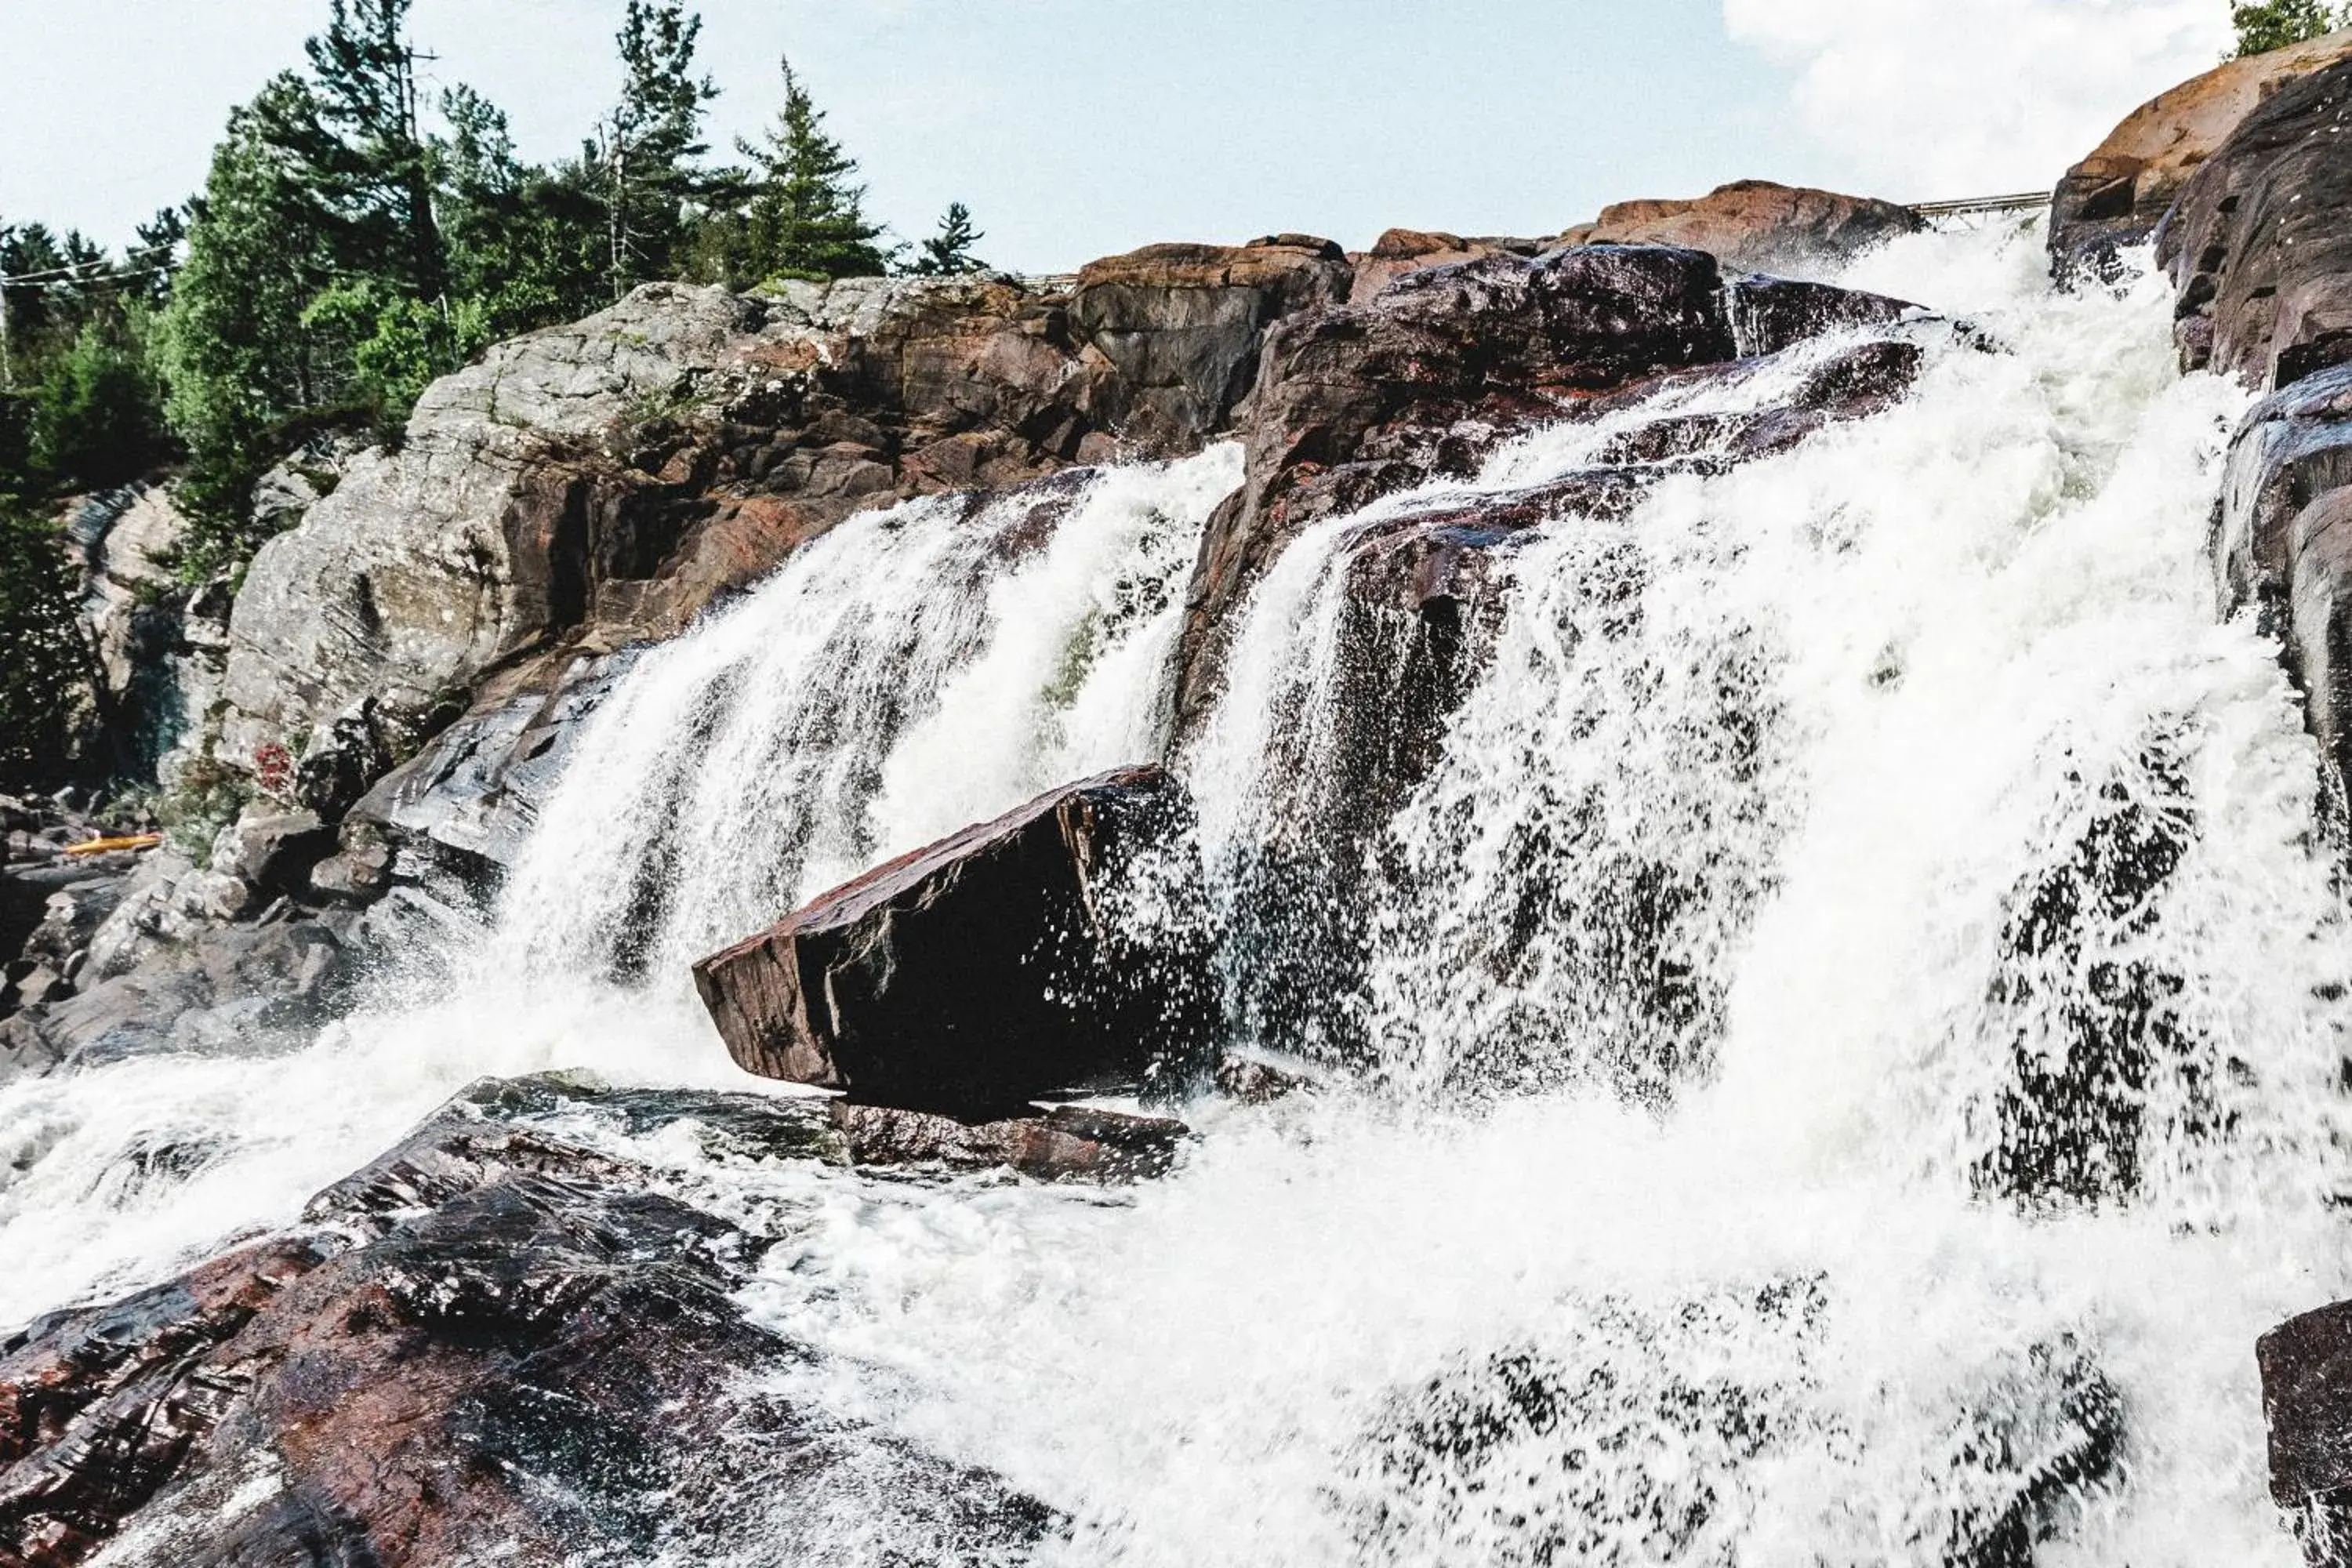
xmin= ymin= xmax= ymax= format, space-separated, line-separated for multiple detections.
xmin=0 ymin=1083 xmax=1055 ymax=1568
xmin=693 ymin=764 xmax=1220 ymax=1118
xmin=1575 ymin=180 xmax=1924 ymax=274
xmin=829 ymin=1101 xmax=1189 ymax=1182
xmin=2053 ymin=27 xmax=2352 ymax=278
xmin=1347 ymin=230 xmax=1537 ymax=307
xmin=1070 ymin=235 xmax=1353 ymax=450
xmin=2159 ymin=56 xmax=2352 ymax=390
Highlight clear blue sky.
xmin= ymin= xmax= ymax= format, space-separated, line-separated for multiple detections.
xmin=2 ymin=0 xmax=2232 ymax=275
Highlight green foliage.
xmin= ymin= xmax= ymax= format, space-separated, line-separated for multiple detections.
xmin=0 ymin=499 xmax=93 ymax=788
xmin=30 ymin=315 xmax=169 ymax=491
xmin=302 ymin=279 xmax=482 ymax=415
xmin=698 ymin=58 xmax=891 ymax=285
xmin=157 ymin=79 xmax=342 ymax=571
xmin=595 ymin=1 xmax=717 ymax=299
xmin=907 ymin=201 xmax=988 ymax=277
xmin=2232 ymin=0 xmax=2348 ymax=53
xmin=7 ymin=0 xmax=940 ymax=590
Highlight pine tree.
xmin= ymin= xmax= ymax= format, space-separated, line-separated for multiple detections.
xmin=158 ymin=77 xmax=343 ymax=565
xmin=0 ymin=498 xmax=94 ymax=787
xmin=907 ymin=202 xmax=988 ymax=276
xmin=2233 ymin=0 xmax=2347 ymax=54
xmin=271 ymin=0 xmax=446 ymax=300
xmin=713 ymin=58 xmax=891 ymax=285
xmin=594 ymin=1 xmax=716 ymax=299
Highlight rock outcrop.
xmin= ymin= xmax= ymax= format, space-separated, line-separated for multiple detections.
xmin=2213 ymin=363 xmax=2352 ymax=798
xmin=2051 ymin=27 xmax=2352 ymax=278
xmin=220 ymin=245 xmax=1353 ymax=816
xmin=695 ymin=764 xmax=1219 ymax=1119
xmin=0 ymin=1077 xmax=1058 ymax=1568
xmin=2158 ymin=56 xmax=2352 ymax=390
xmin=1346 ymin=230 xmax=1542 ymax=307
xmin=1171 ymin=245 xmax=1921 ymax=727
xmin=2260 ymin=1298 xmax=2352 ymax=1566
xmin=1563 ymin=181 xmax=1925 ymax=276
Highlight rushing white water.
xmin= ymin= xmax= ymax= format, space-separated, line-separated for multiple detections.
xmin=7 ymin=223 xmax=2350 ymax=1568
xmin=0 ymin=445 xmax=1238 ymax=1324
xmin=499 ymin=445 xmax=1240 ymax=984
xmin=652 ymin=227 xmax=2346 ymax=1567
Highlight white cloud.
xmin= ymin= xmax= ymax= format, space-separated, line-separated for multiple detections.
xmin=1724 ymin=0 xmax=2233 ymax=198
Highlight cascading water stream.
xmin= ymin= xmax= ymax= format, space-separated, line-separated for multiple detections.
xmin=0 ymin=444 xmax=1240 ymax=1325
xmin=605 ymin=227 xmax=2348 ymax=1566
xmin=0 ymin=223 xmax=2340 ymax=1568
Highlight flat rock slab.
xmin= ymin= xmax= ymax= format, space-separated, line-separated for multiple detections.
xmin=831 ymin=1101 xmax=1189 ymax=1183
xmin=694 ymin=764 xmax=1221 ymax=1119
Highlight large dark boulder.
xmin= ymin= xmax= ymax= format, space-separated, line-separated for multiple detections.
xmin=2159 ymin=56 xmax=2352 ymax=390
xmin=2261 ymin=1299 xmax=2352 ymax=1566
xmin=693 ymin=764 xmax=1221 ymax=1118
xmin=2052 ymin=28 xmax=2352 ymax=281
xmin=0 ymin=1080 xmax=1057 ymax=1568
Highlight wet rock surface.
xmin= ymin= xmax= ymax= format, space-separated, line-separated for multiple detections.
xmin=2212 ymin=353 xmax=2352 ymax=804
xmin=695 ymin=764 xmax=1221 ymax=1119
xmin=2262 ymin=1300 xmax=2352 ymax=1567
xmin=829 ymin=1101 xmax=1189 ymax=1183
xmin=1170 ymin=245 xmax=1924 ymax=728
xmin=0 ymin=1077 xmax=1059 ymax=1568
xmin=2159 ymin=56 xmax=2352 ymax=391
xmin=2051 ymin=27 xmax=2352 ymax=279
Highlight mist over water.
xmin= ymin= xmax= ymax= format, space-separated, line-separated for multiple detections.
xmin=6 ymin=224 xmax=2349 ymax=1566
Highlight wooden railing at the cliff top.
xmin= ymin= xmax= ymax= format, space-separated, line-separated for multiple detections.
xmin=1907 ymin=192 xmax=2053 ymax=219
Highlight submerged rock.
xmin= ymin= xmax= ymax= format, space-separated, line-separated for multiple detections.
xmin=2262 ymin=1299 xmax=2352 ymax=1566
xmin=694 ymin=764 xmax=1221 ymax=1119
xmin=830 ymin=1101 xmax=1190 ymax=1183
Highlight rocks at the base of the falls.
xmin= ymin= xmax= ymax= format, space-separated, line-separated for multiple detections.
xmin=2049 ymin=26 xmax=2352 ymax=280
xmin=695 ymin=764 xmax=1220 ymax=1120
xmin=830 ymin=1101 xmax=1189 ymax=1182
xmin=2159 ymin=55 xmax=2352 ymax=391
xmin=1563 ymin=180 xmax=1926 ymax=276
xmin=2262 ymin=1300 xmax=2352 ymax=1567
xmin=0 ymin=1077 xmax=1062 ymax=1568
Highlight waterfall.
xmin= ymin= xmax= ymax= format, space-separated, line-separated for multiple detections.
xmin=0 ymin=223 xmax=2344 ymax=1567
xmin=683 ymin=228 xmax=2351 ymax=1567
xmin=496 ymin=445 xmax=1240 ymax=986
xmin=0 ymin=445 xmax=1240 ymax=1324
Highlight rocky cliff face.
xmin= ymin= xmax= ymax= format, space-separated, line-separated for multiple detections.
xmin=1563 ymin=180 xmax=1925 ymax=277
xmin=2048 ymin=27 xmax=2352 ymax=277
xmin=219 ymin=243 xmax=1350 ymax=816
